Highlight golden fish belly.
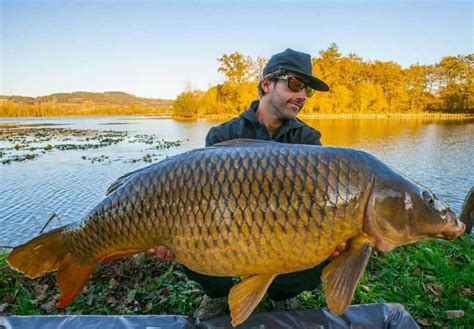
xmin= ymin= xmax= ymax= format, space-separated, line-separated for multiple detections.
xmin=171 ymin=192 xmax=366 ymax=276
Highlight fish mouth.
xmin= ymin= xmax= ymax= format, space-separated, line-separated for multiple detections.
xmin=439 ymin=219 xmax=465 ymax=240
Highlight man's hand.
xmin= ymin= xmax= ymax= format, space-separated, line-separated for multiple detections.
xmin=147 ymin=242 xmax=348 ymax=262
xmin=147 ymin=246 xmax=175 ymax=261
xmin=329 ymin=242 xmax=348 ymax=259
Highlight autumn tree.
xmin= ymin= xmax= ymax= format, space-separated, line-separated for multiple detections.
xmin=435 ymin=55 xmax=473 ymax=112
xmin=171 ymin=90 xmax=203 ymax=118
xmin=214 ymin=52 xmax=259 ymax=115
xmin=217 ymin=52 xmax=256 ymax=85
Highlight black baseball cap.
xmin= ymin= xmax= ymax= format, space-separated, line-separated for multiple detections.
xmin=262 ymin=48 xmax=329 ymax=92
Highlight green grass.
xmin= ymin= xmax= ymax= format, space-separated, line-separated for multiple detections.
xmin=1 ymin=235 xmax=473 ymax=328
xmin=0 ymin=254 xmax=202 ymax=317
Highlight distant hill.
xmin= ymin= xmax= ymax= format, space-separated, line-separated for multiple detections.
xmin=1 ymin=91 xmax=171 ymax=106
xmin=0 ymin=92 xmax=173 ymax=117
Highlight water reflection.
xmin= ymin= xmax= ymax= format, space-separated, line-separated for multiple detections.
xmin=304 ymin=118 xmax=473 ymax=219
xmin=305 ymin=118 xmax=473 ymax=148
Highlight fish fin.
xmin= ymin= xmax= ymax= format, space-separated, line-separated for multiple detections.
xmin=99 ymin=249 xmax=141 ymax=262
xmin=105 ymin=168 xmax=143 ymax=195
xmin=7 ymin=227 xmax=68 ymax=278
xmin=460 ymin=186 xmax=474 ymax=233
xmin=214 ymin=139 xmax=277 ymax=147
xmin=7 ymin=226 xmax=96 ymax=308
xmin=56 ymin=253 xmax=96 ymax=308
xmin=321 ymin=236 xmax=373 ymax=315
xmin=57 ymin=249 xmax=144 ymax=306
xmin=228 ymin=274 xmax=276 ymax=327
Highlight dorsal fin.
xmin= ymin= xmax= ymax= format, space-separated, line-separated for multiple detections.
xmin=214 ymin=139 xmax=277 ymax=147
xmin=105 ymin=167 xmax=145 ymax=195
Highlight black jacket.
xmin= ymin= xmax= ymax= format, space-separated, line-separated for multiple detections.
xmin=205 ymin=101 xmax=322 ymax=147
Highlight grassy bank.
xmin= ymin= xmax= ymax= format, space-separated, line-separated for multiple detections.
xmin=1 ymin=234 xmax=472 ymax=327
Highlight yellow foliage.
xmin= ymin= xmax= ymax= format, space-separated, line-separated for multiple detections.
xmin=171 ymin=90 xmax=203 ymax=119
xmin=172 ymin=45 xmax=472 ymax=117
xmin=0 ymin=92 xmax=171 ymax=117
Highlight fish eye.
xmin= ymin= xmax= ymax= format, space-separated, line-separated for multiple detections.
xmin=422 ymin=191 xmax=435 ymax=207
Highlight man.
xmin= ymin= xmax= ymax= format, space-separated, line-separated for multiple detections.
xmin=148 ymin=48 xmax=347 ymax=319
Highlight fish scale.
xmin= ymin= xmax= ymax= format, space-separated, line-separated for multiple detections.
xmin=126 ymin=145 xmax=369 ymax=275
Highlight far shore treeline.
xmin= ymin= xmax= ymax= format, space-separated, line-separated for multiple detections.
xmin=173 ymin=44 xmax=473 ymax=118
xmin=0 ymin=92 xmax=173 ymax=117
xmin=1 ymin=44 xmax=472 ymax=118
xmin=173 ymin=44 xmax=474 ymax=117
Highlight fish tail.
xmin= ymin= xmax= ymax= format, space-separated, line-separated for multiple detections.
xmin=7 ymin=227 xmax=96 ymax=308
xmin=7 ymin=227 xmax=68 ymax=278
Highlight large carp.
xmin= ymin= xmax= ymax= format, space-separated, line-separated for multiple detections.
xmin=7 ymin=140 xmax=465 ymax=326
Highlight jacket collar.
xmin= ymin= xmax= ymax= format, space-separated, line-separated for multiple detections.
xmin=240 ymin=100 xmax=306 ymax=136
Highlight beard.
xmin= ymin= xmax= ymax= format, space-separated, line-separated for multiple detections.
xmin=268 ymin=92 xmax=305 ymax=120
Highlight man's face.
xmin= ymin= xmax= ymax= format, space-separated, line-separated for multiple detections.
xmin=265 ymin=74 xmax=309 ymax=120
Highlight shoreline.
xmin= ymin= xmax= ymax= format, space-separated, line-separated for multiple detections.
xmin=1 ymin=112 xmax=472 ymax=121
xmin=299 ymin=113 xmax=472 ymax=119
xmin=169 ymin=113 xmax=474 ymax=121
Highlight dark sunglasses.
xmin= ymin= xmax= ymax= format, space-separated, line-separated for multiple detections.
xmin=276 ymin=75 xmax=315 ymax=98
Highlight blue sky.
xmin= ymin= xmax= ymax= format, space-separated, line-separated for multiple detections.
xmin=1 ymin=0 xmax=472 ymax=99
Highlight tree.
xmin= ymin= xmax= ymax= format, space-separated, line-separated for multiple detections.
xmin=435 ymin=55 xmax=473 ymax=112
xmin=172 ymin=90 xmax=203 ymax=118
xmin=353 ymin=82 xmax=388 ymax=113
xmin=253 ymin=56 xmax=267 ymax=80
xmin=313 ymin=43 xmax=342 ymax=88
xmin=199 ymin=87 xmax=219 ymax=116
xmin=217 ymin=52 xmax=256 ymax=85
xmin=405 ymin=64 xmax=432 ymax=112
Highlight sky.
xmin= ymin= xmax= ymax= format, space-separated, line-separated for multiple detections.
xmin=1 ymin=0 xmax=472 ymax=99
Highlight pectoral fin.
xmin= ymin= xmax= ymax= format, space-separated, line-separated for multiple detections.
xmin=229 ymin=274 xmax=276 ymax=327
xmin=321 ymin=236 xmax=373 ymax=315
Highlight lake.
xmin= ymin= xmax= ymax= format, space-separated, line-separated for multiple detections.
xmin=0 ymin=116 xmax=473 ymax=246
